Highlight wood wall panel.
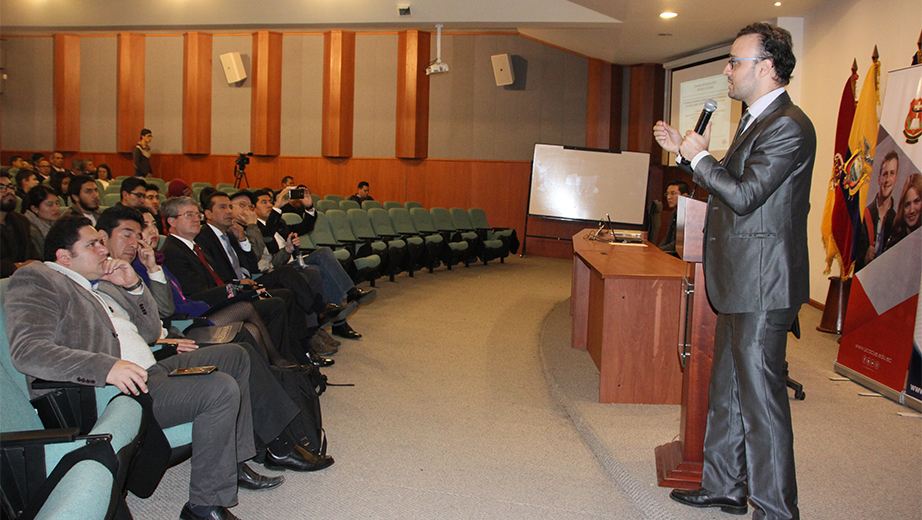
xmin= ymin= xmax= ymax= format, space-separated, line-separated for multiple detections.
xmin=251 ymin=31 xmax=283 ymax=156
xmin=610 ymin=64 xmax=624 ymax=151
xmin=54 ymin=34 xmax=81 ymax=152
xmin=183 ymin=32 xmax=212 ymax=155
xmin=322 ymin=31 xmax=356 ymax=158
xmin=627 ymin=63 xmax=665 ymax=156
xmin=586 ymin=58 xmax=611 ymax=150
xmin=117 ymin=33 xmax=145 ymax=153
xmin=396 ymin=30 xmax=430 ymax=159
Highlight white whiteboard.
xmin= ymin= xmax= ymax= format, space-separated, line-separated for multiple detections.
xmin=528 ymin=144 xmax=650 ymax=224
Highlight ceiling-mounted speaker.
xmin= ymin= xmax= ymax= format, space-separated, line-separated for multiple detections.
xmin=491 ymin=54 xmax=515 ymax=86
xmin=220 ymin=52 xmax=247 ymax=84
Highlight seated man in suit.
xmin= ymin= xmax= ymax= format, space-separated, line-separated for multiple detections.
xmin=347 ymin=181 xmax=374 ymax=205
xmin=1 ymin=171 xmax=41 ymax=278
xmin=160 ymin=196 xmax=338 ymax=358
xmin=5 ymin=215 xmax=281 ymax=520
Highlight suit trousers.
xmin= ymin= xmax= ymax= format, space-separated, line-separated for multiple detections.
xmin=702 ymin=307 xmax=801 ymax=520
xmin=304 ymin=247 xmax=354 ymax=302
xmin=146 ymin=343 xmax=256 ymax=507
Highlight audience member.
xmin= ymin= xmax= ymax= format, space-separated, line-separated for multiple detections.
xmin=144 ymin=183 xmax=167 ymax=234
xmin=884 ymin=173 xmax=922 ymax=252
xmin=48 ymin=171 xmax=71 ymax=198
xmin=85 ymin=159 xmax=97 ymax=177
xmin=0 ymin=171 xmax=41 ymax=278
xmin=30 ymin=152 xmax=45 ymax=166
xmin=61 ymin=175 xmax=101 ymax=225
xmin=49 ymin=151 xmax=67 ymax=174
xmin=10 ymin=156 xmax=26 ymax=170
xmin=281 ymin=176 xmax=295 ymax=190
xmin=5 ymin=215 xmax=280 ymax=520
xmin=348 ymin=181 xmax=374 ymax=204
xmin=134 ymin=128 xmax=153 ymax=177
xmin=71 ymin=158 xmax=88 ymax=176
xmin=15 ymin=169 xmax=39 ymax=199
xmin=120 ymin=177 xmax=148 ymax=208
xmin=96 ymin=163 xmax=113 ymax=189
xmin=655 ymin=180 xmax=691 ymax=255
xmin=23 ymin=185 xmax=61 ymax=258
xmin=168 ymin=178 xmax=193 ymax=198
xmin=34 ymin=158 xmax=52 ymax=183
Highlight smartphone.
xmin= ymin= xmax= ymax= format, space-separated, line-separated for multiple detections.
xmin=289 ymin=188 xmax=304 ymax=200
xmin=168 ymin=366 xmax=218 ymax=377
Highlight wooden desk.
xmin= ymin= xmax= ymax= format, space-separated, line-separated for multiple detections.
xmin=570 ymin=230 xmax=685 ymax=404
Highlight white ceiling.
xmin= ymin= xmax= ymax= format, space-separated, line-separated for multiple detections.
xmin=0 ymin=0 xmax=830 ymax=64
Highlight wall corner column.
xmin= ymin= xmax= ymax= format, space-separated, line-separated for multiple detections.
xmin=626 ymin=63 xmax=665 ymax=158
xmin=183 ymin=32 xmax=212 ymax=155
xmin=251 ymin=31 xmax=283 ymax=156
xmin=53 ymin=34 xmax=81 ymax=152
xmin=322 ymin=30 xmax=356 ymax=158
xmin=396 ymin=30 xmax=430 ymax=159
xmin=117 ymin=33 xmax=146 ymax=153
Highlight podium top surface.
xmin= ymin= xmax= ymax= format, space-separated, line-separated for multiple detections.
xmin=572 ymin=229 xmax=686 ymax=279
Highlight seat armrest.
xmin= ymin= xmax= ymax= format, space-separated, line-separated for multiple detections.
xmin=31 ymin=379 xmax=85 ymax=390
xmin=1 ymin=427 xmax=81 ymax=446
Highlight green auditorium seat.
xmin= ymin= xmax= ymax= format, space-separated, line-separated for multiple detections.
xmin=315 ymin=199 xmax=339 ymax=213
xmin=323 ymin=194 xmax=343 ymax=202
xmin=308 ymin=212 xmax=381 ymax=286
xmin=404 ymin=201 xmax=423 ymax=210
xmin=282 ymin=213 xmax=353 ymax=268
xmin=368 ymin=208 xmax=422 ymax=274
xmin=327 ymin=209 xmax=387 ymax=269
xmin=102 ymin=193 xmax=121 ymax=207
xmin=310 ymin=194 xmax=321 ymax=207
xmin=338 ymin=200 xmax=361 ymax=212
xmin=115 ymin=176 xmax=130 ymax=182
xmin=191 ymin=182 xmax=212 ymax=190
xmin=361 ymin=200 xmax=383 ymax=210
xmin=104 ymin=183 xmax=122 ymax=196
xmin=449 ymin=207 xmax=507 ymax=264
xmin=409 ymin=207 xmax=470 ymax=269
xmin=468 ymin=207 xmax=519 ymax=255
xmin=215 ymin=183 xmax=236 ymax=193
xmin=146 ymin=177 xmax=166 ymax=191
xmin=387 ymin=207 xmax=443 ymax=273
xmin=382 ymin=201 xmax=403 ymax=211
xmin=349 ymin=208 xmax=408 ymax=281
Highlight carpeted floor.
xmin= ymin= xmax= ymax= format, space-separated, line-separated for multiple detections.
xmin=126 ymin=255 xmax=921 ymax=519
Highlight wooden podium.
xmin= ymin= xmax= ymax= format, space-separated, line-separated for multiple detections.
xmin=654 ymin=196 xmax=718 ymax=489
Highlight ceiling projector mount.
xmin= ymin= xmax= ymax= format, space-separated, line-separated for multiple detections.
xmin=426 ymin=24 xmax=449 ymax=75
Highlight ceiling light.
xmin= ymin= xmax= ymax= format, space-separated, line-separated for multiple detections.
xmin=775 ymin=2 xmax=781 ymax=5
xmin=660 ymin=12 xmax=678 ymax=19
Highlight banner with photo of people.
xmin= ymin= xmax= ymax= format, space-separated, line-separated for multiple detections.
xmin=836 ymin=64 xmax=922 ymax=401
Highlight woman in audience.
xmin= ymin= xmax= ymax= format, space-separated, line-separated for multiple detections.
xmin=22 ymin=185 xmax=61 ymax=258
xmin=95 ymin=163 xmax=113 ymax=189
xmin=47 ymin=171 xmax=71 ymax=199
xmin=884 ymin=172 xmax=922 ymax=252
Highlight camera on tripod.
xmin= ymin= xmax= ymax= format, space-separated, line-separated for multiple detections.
xmin=234 ymin=152 xmax=254 ymax=188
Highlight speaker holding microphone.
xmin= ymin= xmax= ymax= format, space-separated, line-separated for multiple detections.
xmin=681 ymin=99 xmax=718 ymax=165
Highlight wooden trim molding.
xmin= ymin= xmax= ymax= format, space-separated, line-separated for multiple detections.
xmin=251 ymin=31 xmax=283 ymax=156
xmin=117 ymin=33 xmax=146 ymax=154
xmin=322 ymin=30 xmax=356 ymax=158
xmin=54 ymin=34 xmax=81 ymax=152
xmin=183 ymin=32 xmax=213 ymax=155
xmin=396 ymin=30 xmax=430 ymax=159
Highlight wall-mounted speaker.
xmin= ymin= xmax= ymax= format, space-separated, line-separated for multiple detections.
xmin=491 ymin=54 xmax=515 ymax=86
xmin=220 ymin=52 xmax=247 ymax=84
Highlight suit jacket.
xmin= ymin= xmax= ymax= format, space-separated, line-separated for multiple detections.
xmin=195 ymin=224 xmax=259 ymax=282
xmin=160 ymin=235 xmax=232 ymax=306
xmin=5 ymin=262 xmax=161 ymax=397
xmin=1 ymin=211 xmax=41 ymax=278
xmin=278 ymin=205 xmax=318 ymax=236
xmin=691 ymin=91 xmax=816 ymax=314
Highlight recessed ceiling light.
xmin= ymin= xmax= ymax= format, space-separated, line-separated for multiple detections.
xmin=660 ymin=12 xmax=678 ymax=19
xmin=775 ymin=2 xmax=781 ymax=6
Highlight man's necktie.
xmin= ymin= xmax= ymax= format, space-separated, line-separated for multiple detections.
xmin=733 ymin=111 xmax=752 ymax=143
xmin=193 ymin=244 xmax=226 ymax=286
xmin=221 ymin=233 xmax=247 ymax=279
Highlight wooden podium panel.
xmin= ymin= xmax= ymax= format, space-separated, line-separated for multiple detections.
xmin=571 ymin=231 xmax=685 ymax=404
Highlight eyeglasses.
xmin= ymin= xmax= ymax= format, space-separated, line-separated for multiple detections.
xmin=129 ymin=191 xmax=146 ymax=198
xmin=176 ymin=211 xmax=203 ymax=220
xmin=728 ymin=57 xmax=766 ymax=70
xmin=0 ymin=183 xmax=11 ymax=193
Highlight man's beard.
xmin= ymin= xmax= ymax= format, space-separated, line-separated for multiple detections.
xmin=0 ymin=197 xmax=16 ymax=212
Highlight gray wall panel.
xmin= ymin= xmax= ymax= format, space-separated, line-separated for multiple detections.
xmin=0 ymin=37 xmax=54 ymax=152
xmin=353 ymin=34 xmax=397 ymax=158
xmin=429 ymin=34 xmax=587 ymax=161
xmin=280 ymin=34 xmax=323 ymax=157
xmin=145 ymin=35 xmax=183 ymax=154
xmin=80 ymin=36 xmax=117 ymax=153
xmin=211 ymin=35 xmax=251 ymax=155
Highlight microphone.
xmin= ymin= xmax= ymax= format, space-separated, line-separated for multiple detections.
xmin=681 ymin=99 xmax=718 ymax=165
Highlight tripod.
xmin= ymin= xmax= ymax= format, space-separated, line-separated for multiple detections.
xmin=233 ymin=165 xmax=249 ymax=189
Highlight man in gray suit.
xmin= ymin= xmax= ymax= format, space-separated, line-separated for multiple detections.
xmin=5 ymin=216 xmax=282 ymax=520
xmin=654 ymin=23 xmax=815 ymax=520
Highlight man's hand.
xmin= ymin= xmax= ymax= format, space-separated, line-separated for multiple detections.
xmin=173 ymin=338 xmax=199 ymax=353
xmin=653 ymin=121 xmax=683 ymax=155
xmin=137 ymin=242 xmax=160 ymax=274
xmin=228 ymin=222 xmax=247 ymax=242
xmin=284 ymin=233 xmax=300 ymax=253
xmin=679 ymin=122 xmax=712 ymax=162
xmin=275 ymin=187 xmax=291 ymax=209
xmin=301 ymin=188 xmax=314 ymax=210
xmin=99 ymin=258 xmax=141 ymax=288
xmin=106 ymin=360 xmax=149 ymax=395
xmin=235 ymin=278 xmax=257 ymax=287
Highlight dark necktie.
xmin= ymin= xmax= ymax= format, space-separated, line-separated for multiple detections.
xmin=192 ymin=244 xmax=226 ymax=286
xmin=733 ymin=111 xmax=752 ymax=142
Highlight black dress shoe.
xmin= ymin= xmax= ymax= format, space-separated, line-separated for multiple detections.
xmin=319 ymin=302 xmax=358 ymax=328
xmin=264 ymin=447 xmax=334 ymax=472
xmin=669 ymin=488 xmax=748 ymax=515
xmin=331 ymin=322 xmax=362 ymax=340
xmin=304 ymin=348 xmax=335 ymax=367
xmin=237 ymin=463 xmax=284 ymax=490
xmin=347 ymin=286 xmax=377 ymax=306
xmin=179 ymin=504 xmax=240 ymax=520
